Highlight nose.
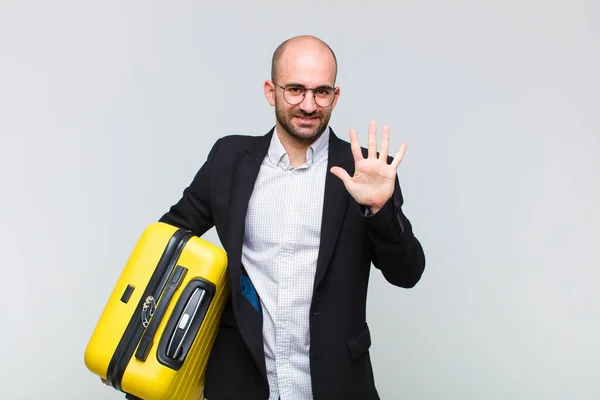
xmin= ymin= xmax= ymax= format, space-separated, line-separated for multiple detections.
xmin=298 ymin=91 xmax=318 ymax=113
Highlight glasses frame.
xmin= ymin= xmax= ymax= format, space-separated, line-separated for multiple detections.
xmin=273 ymin=82 xmax=339 ymax=108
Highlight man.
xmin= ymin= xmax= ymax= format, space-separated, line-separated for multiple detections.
xmin=158 ymin=35 xmax=425 ymax=399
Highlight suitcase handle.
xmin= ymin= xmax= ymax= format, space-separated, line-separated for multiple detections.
xmin=156 ymin=278 xmax=216 ymax=370
xmin=134 ymin=265 xmax=188 ymax=361
xmin=165 ymin=287 xmax=206 ymax=359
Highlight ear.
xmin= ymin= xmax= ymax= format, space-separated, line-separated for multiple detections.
xmin=330 ymin=86 xmax=341 ymax=110
xmin=264 ymin=80 xmax=276 ymax=106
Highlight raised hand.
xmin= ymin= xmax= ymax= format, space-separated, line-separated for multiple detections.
xmin=330 ymin=121 xmax=407 ymax=214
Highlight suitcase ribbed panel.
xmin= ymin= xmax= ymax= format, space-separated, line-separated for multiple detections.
xmin=164 ymin=256 xmax=230 ymax=400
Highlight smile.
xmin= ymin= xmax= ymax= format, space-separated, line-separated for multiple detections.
xmin=295 ymin=116 xmax=319 ymax=123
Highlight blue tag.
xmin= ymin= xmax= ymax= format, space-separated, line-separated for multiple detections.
xmin=240 ymin=273 xmax=262 ymax=317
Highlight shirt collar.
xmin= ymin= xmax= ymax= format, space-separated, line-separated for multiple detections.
xmin=268 ymin=126 xmax=330 ymax=170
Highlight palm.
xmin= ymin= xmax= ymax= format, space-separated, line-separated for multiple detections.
xmin=331 ymin=121 xmax=407 ymax=213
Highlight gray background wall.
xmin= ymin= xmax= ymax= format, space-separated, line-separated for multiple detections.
xmin=1 ymin=0 xmax=598 ymax=399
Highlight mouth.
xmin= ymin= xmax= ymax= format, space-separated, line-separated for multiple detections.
xmin=294 ymin=115 xmax=319 ymax=124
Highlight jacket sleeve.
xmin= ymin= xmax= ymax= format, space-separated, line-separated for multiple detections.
xmin=158 ymin=139 xmax=221 ymax=237
xmin=362 ymin=175 xmax=426 ymax=288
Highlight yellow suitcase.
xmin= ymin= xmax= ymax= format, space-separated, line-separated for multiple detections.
xmin=84 ymin=222 xmax=229 ymax=400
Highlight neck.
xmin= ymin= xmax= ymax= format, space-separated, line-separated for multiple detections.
xmin=276 ymin=126 xmax=324 ymax=168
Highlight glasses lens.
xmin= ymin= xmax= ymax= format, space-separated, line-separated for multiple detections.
xmin=315 ymin=88 xmax=335 ymax=107
xmin=283 ymin=86 xmax=305 ymax=105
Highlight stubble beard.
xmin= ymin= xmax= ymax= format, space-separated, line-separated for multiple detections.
xmin=275 ymin=100 xmax=331 ymax=144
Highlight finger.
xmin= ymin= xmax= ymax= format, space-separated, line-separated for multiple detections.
xmin=330 ymin=166 xmax=352 ymax=187
xmin=379 ymin=125 xmax=390 ymax=162
xmin=368 ymin=120 xmax=377 ymax=158
xmin=391 ymin=142 xmax=408 ymax=169
xmin=349 ymin=129 xmax=364 ymax=162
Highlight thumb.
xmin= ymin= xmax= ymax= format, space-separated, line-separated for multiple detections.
xmin=330 ymin=166 xmax=352 ymax=186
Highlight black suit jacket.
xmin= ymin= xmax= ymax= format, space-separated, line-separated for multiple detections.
xmin=158 ymin=128 xmax=425 ymax=400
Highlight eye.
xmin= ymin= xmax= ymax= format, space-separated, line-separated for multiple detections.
xmin=286 ymin=86 xmax=304 ymax=95
xmin=316 ymin=88 xmax=332 ymax=96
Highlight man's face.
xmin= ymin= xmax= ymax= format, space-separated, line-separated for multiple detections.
xmin=266 ymin=43 xmax=340 ymax=143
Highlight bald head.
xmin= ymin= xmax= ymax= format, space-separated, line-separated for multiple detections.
xmin=271 ymin=35 xmax=338 ymax=84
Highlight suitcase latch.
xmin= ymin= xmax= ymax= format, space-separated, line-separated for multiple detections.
xmin=141 ymin=296 xmax=156 ymax=328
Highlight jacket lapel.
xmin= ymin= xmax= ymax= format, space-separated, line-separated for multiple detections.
xmin=226 ymin=129 xmax=272 ymax=382
xmin=313 ymin=129 xmax=353 ymax=291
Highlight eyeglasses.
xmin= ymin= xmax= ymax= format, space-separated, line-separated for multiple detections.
xmin=273 ymin=82 xmax=338 ymax=108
